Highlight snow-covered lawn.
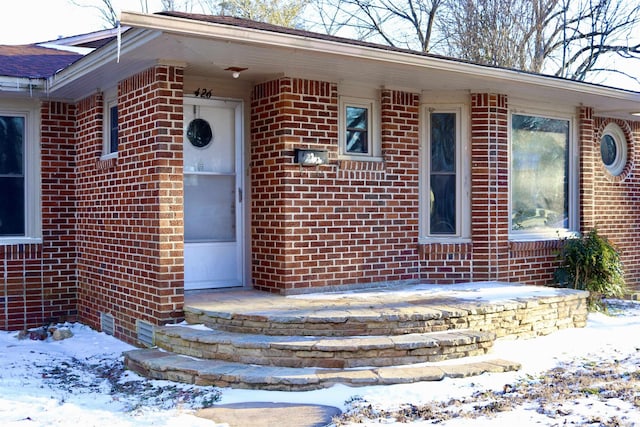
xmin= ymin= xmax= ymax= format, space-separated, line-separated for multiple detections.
xmin=2 ymin=300 xmax=640 ymax=426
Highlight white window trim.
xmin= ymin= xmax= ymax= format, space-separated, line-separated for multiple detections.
xmin=338 ymin=96 xmax=382 ymax=161
xmin=419 ymin=103 xmax=470 ymax=243
xmin=600 ymin=122 xmax=627 ymax=177
xmin=101 ymin=87 xmax=118 ymax=160
xmin=0 ymin=102 xmax=41 ymax=244
xmin=509 ymin=108 xmax=578 ymax=241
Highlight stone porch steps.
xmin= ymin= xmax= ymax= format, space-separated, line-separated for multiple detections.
xmin=154 ymin=325 xmax=497 ymax=368
xmin=124 ymin=348 xmax=521 ymax=391
xmin=124 ymin=284 xmax=589 ymax=390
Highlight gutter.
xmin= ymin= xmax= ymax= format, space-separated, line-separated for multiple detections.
xmin=120 ymin=11 xmax=640 ymax=103
xmin=0 ymin=76 xmax=46 ymax=95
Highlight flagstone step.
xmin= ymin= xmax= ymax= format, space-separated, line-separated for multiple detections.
xmin=154 ymin=326 xmax=497 ymax=368
xmin=124 ymin=348 xmax=521 ymax=391
xmin=183 ymin=301 xmax=471 ymax=337
xmin=183 ymin=289 xmax=589 ymax=339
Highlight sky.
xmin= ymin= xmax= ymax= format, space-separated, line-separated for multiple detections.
xmin=0 ymin=0 xmax=166 ymax=44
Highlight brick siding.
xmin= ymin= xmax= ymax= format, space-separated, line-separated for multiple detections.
xmin=74 ymin=65 xmax=185 ymax=344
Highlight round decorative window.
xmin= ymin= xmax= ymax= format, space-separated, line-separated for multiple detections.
xmin=600 ymin=123 xmax=627 ymax=176
xmin=186 ymin=118 xmax=213 ymax=148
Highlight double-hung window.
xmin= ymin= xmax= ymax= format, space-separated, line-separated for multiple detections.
xmin=339 ymin=97 xmax=380 ymax=160
xmin=510 ymin=112 xmax=574 ymax=236
xmin=422 ymin=105 xmax=469 ymax=240
xmin=0 ymin=104 xmax=40 ymax=241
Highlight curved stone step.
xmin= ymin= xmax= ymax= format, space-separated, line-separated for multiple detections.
xmin=124 ymin=348 xmax=521 ymax=391
xmin=154 ymin=326 xmax=497 ymax=368
xmin=184 ymin=302 xmax=471 ymax=337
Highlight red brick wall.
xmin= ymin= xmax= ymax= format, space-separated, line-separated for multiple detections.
xmin=588 ymin=116 xmax=640 ymax=289
xmin=251 ymin=79 xmax=422 ymax=292
xmin=0 ymin=101 xmax=78 ymax=331
xmin=76 ymin=65 xmax=185 ymax=344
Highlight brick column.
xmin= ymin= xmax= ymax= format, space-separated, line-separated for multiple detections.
xmin=578 ymin=106 xmax=595 ymax=232
xmin=470 ymin=93 xmax=510 ymax=281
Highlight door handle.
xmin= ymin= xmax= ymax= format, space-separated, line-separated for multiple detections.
xmin=238 ymin=188 xmax=242 ymax=203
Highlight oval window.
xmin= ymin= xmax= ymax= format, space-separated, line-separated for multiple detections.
xmin=187 ymin=118 xmax=213 ymax=148
xmin=599 ymin=123 xmax=627 ymax=176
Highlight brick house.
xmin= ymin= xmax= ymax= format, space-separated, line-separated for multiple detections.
xmin=1 ymin=11 xmax=639 ymax=344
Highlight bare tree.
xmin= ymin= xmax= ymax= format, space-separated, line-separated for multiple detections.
xmin=219 ymin=0 xmax=310 ymax=27
xmin=70 ymin=0 xmax=309 ymax=28
xmin=436 ymin=0 xmax=640 ymax=83
xmin=307 ymin=0 xmax=640 ymax=85
xmin=304 ymin=0 xmax=444 ymax=52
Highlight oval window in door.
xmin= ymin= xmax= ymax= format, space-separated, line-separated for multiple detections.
xmin=187 ymin=118 xmax=213 ymax=148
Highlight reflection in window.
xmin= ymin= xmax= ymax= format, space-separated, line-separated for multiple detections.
xmin=511 ymin=114 xmax=569 ymax=232
xmin=430 ymin=112 xmax=456 ymax=235
xmin=109 ymin=104 xmax=118 ymax=153
xmin=0 ymin=116 xmax=25 ymax=236
xmin=599 ymin=123 xmax=627 ymax=176
xmin=345 ymin=106 xmax=368 ymax=154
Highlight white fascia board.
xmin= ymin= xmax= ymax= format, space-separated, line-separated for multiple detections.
xmin=46 ymin=27 xmax=162 ymax=94
xmin=120 ymin=11 xmax=640 ymax=103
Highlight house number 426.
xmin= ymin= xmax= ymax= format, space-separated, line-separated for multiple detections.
xmin=194 ymin=88 xmax=213 ymax=98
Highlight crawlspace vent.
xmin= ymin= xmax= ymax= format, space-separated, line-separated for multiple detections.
xmin=136 ymin=320 xmax=155 ymax=347
xmin=100 ymin=312 xmax=115 ymax=336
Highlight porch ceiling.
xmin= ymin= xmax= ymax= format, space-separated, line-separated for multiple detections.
xmin=48 ymin=12 xmax=640 ymax=120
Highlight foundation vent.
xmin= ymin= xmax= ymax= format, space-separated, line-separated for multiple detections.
xmin=136 ymin=320 xmax=155 ymax=347
xmin=100 ymin=312 xmax=114 ymax=336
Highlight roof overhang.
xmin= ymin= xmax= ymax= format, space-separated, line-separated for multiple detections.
xmin=48 ymin=11 xmax=640 ymax=119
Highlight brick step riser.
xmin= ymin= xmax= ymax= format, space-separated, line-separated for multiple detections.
xmin=154 ymin=333 xmax=495 ymax=368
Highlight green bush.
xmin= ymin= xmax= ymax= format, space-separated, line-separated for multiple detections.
xmin=555 ymin=228 xmax=627 ymax=311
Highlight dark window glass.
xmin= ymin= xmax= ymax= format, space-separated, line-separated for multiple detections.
xmin=345 ymin=106 xmax=368 ymax=154
xmin=600 ymin=134 xmax=617 ymax=167
xmin=430 ymin=112 xmax=456 ymax=235
xmin=110 ymin=104 xmax=118 ymax=153
xmin=0 ymin=116 xmax=25 ymax=236
xmin=511 ymin=114 xmax=569 ymax=231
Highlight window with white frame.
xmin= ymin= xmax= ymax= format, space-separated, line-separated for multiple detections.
xmin=599 ymin=122 xmax=627 ymax=176
xmin=0 ymin=105 xmax=40 ymax=241
xmin=102 ymin=89 xmax=119 ymax=157
xmin=511 ymin=113 xmax=573 ymax=235
xmin=422 ymin=105 xmax=469 ymax=239
xmin=339 ymin=97 xmax=380 ymax=159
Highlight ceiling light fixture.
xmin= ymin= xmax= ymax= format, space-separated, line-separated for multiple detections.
xmin=225 ymin=66 xmax=248 ymax=79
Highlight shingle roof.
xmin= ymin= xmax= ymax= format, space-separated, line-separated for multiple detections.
xmin=0 ymin=44 xmax=83 ymax=78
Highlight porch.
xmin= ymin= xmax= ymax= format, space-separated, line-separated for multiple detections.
xmin=124 ymin=282 xmax=588 ymax=391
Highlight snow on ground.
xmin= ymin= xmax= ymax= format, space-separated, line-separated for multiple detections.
xmin=2 ymin=300 xmax=640 ymax=426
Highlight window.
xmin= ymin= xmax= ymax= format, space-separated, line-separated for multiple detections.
xmin=339 ymin=97 xmax=380 ymax=159
xmin=511 ymin=113 xmax=573 ymax=235
xmin=0 ymin=104 xmax=40 ymax=242
xmin=102 ymin=89 xmax=118 ymax=157
xmin=422 ymin=105 xmax=469 ymax=239
xmin=0 ymin=116 xmax=25 ymax=236
xmin=599 ymin=122 xmax=627 ymax=176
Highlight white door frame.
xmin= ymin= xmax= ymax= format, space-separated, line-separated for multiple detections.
xmin=183 ymin=96 xmax=245 ymax=290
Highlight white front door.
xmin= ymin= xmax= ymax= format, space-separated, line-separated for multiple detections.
xmin=183 ymin=98 xmax=244 ymax=290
